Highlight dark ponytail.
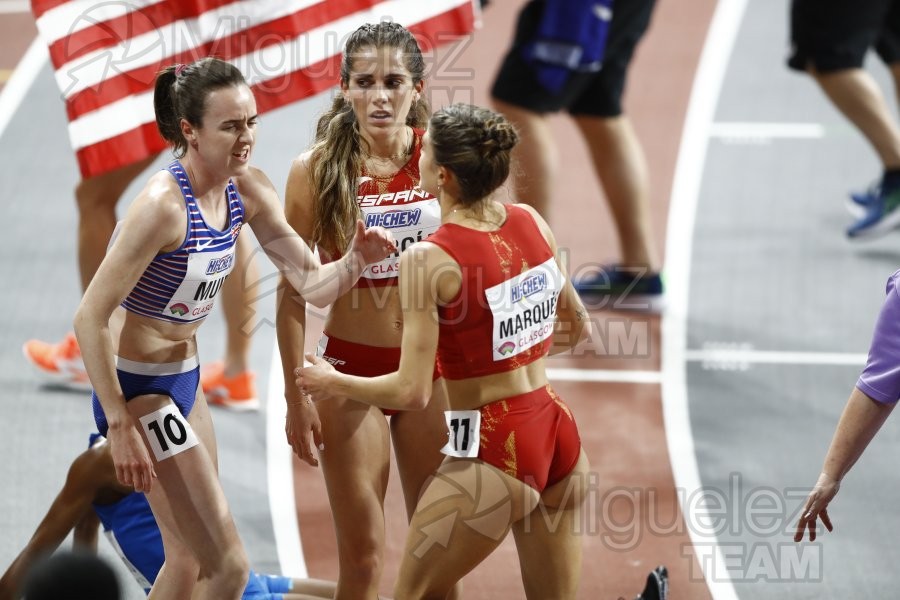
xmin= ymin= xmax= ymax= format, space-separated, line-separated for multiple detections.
xmin=154 ymin=58 xmax=247 ymax=158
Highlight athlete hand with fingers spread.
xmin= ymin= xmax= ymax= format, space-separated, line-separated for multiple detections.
xmin=794 ymin=472 xmax=838 ymax=542
xmin=295 ymin=354 xmax=341 ymax=404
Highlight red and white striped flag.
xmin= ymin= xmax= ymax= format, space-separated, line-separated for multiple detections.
xmin=31 ymin=0 xmax=478 ymax=179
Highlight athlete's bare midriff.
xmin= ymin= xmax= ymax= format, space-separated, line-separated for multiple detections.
xmin=322 ymin=283 xmax=404 ymax=347
xmin=112 ymin=307 xmax=201 ymax=364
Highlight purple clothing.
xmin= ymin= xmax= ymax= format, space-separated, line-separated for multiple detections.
xmin=857 ymin=270 xmax=900 ymax=404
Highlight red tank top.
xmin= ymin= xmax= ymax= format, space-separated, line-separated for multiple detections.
xmin=321 ymin=128 xmax=442 ymax=289
xmin=428 ymin=204 xmax=563 ymax=380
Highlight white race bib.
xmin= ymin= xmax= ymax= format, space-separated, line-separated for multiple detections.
xmin=485 ymin=257 xmax=562 ymax=361
xmin=357 ymin=188 xmax=441 ymax=280
xmin=440 ymin=410 xmax=481 ymax=458
xmin=139 ymin=404 xmax=199 ymax=462
xmin=163 ymin=246 xmax=235 ymax=321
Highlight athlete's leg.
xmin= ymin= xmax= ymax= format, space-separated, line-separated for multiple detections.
xmin=512 ymin=450 xmax=590 ymax=599
xmin=394 ymin=459 xmax=540 ymax=599
xmin=573 ymin=115 xmax=658 ymax=270
xmin=147 ymin=515 xmax=200 ymax=598
xmin=75 ymin=155 xmax=158 ymax=291
xmin=391 ymin=381 xmax=450 ymax=518
xmin=490 ymin=100 xmax=558 ymax=219
xmin=130 ymin=391 xmax=248 ymax=599
xmin=391 ymin=381 xmax=462 ymax=599
xmin=317 ymin=398 xmax=391 ymax=599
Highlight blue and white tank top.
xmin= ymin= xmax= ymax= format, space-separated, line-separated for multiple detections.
xmin=121 ymin=161 xmax=244 ymax=323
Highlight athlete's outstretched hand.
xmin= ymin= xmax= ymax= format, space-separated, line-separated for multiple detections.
xmin=295 ymin=354 xmax=342 ymax=404
xmin=794 ymin=472 xmax=838 ymax=542
xmin=107 ymin=422 xmax=157 ymax=493
xmin=349 ymin=219 xmax=396 ymax=266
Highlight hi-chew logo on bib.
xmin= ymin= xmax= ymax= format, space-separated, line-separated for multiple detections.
xmin=358 ymin=199 xmax=441 ymax=279
xmin=485 ymin=257 xmax=562 ymax=361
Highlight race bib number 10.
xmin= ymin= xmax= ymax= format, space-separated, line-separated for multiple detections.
xmin=440 ymin=410 xmax=481 ymax=458
xmin=139 ymin=404 xmax=199 ymax=462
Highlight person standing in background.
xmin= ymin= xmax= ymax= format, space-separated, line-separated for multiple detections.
xmin=491 ymin=0 xmax=664 ymax=310
xmin=789 ymin=0 xmax=900 ymax=238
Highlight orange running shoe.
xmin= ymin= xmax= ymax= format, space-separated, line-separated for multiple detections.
xmin=22 ymin=332 xmax=91 ymax=390
xmin=201 ymin=361 xmax=259 ymax=411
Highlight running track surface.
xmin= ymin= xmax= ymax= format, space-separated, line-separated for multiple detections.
xmin=6 ymin=0 xmax=900 ymax=598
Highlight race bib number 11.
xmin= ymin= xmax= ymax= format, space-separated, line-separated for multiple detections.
xmin=440 ymin=410 xmax=481 ymax=458
xmin=139 ymin=404 xmax=199 ymax=462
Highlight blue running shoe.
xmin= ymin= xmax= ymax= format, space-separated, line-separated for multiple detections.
xmin=847 ymin=184 xmax=878 ymax=219
xmin=846 ymin=185 xmax=900 ymax=239
xmin=573 ymin=264 xmax=664 ymax=312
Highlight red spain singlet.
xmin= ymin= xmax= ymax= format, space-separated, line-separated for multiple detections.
xmin=428 ymin=204 xmax=563 ymax=380
xmin=321 ymin=128 xmax=442 ymax=288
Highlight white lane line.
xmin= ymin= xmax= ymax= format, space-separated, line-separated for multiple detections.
xmin=0 ymin=39 xmax=47 ymax=141
xmin=662 ymin=0 xmax=747 ymax=598
xmin=685 ymin=349 xmax=866 ymax=367
xmin=710 ymin=122 xmax=825 ymax=140
xmin=266 ymin=345 xmax=308 ymax=578
xmin=0 ymin=0 xmax=29 ymax=14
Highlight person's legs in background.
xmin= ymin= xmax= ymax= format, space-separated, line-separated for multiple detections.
xmin=200 ymin=233 xmax=259 ymax=409
xmin=790 ymin=0 xmax=900 ymax=237
xmin=491 ymin=0 xmax=662 ymax=310
xmin=22 ymin=157 xmax=156 ymax=388
xmin=572 ymin=114 xmax=658 ymax=273
xmin=490 ymin=100 xmax=559 ymax=217
xmin=813 ymin=66 xmax=900 ymax=238
xmin=814 ymin=68 xmax=900 ymax=172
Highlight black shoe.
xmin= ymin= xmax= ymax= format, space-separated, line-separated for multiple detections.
xmin=635 ymin=565 xmax=668 ymax=600
xmin=573 ymin=264 xmax=665 ymax=312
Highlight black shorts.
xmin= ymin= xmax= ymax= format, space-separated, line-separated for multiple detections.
xmin=788 ymin=0 xmax=900 ymax=72
xmin=491 ymin=0 xmax=657 ymax=117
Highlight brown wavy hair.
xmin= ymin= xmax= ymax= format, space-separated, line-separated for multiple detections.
xmin=309 ymin=22 xmax=429 ymax=254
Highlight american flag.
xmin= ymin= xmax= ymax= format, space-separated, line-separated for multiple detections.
xmin=31 ymin=0 xmax=478 ymax=178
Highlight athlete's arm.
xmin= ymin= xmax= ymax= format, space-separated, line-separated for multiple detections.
xmin=516 ymin=204 xmax=591 ymax=354
xmin=0 ymin=449 xmax=109 ymax=600
xmin=299 ymin=243 xmax=445 ymax=410
xmin=74 ymin=174 xmax=185 ymax=493
xmin=276 ymin=154 xmax=323 ymax=466
xmin=237 ymin=167 xmax=396 ymax=308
